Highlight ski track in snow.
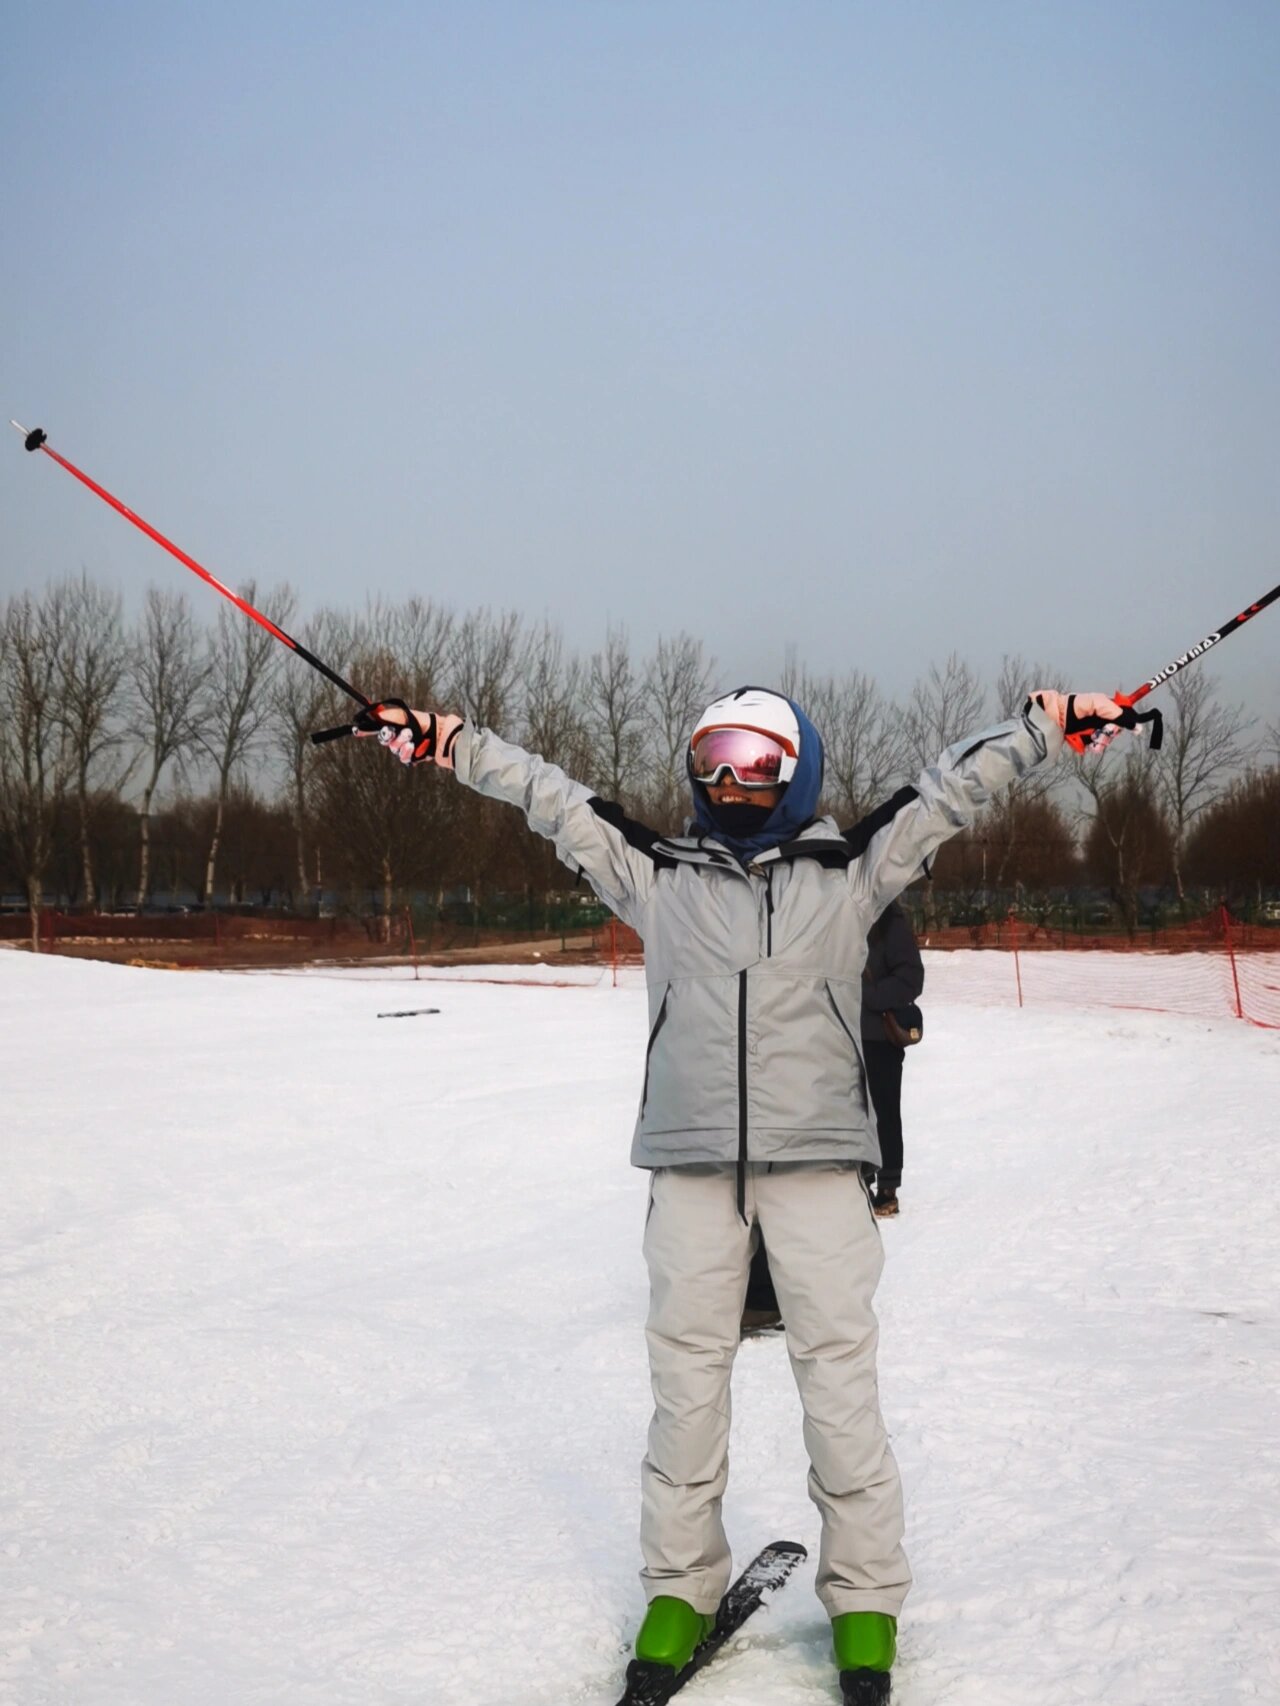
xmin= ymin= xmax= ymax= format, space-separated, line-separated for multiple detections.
xmin=1 ymin=950 xmax=1278 ymax=1706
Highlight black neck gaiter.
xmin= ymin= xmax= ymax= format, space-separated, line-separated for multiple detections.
xmin=708 ymin=800 xmax=776 ymax=839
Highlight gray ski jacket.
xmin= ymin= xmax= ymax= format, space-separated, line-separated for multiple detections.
xmin=452 ymin=701 xmax=1063 ymax=1171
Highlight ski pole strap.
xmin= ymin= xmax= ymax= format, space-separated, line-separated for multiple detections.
xmin=1128 ymin=705 xmax=1163 ymax=749
xmin=1062 ymin=695 xmax=1164 ymax=753
xmin=389 ymin=709 xmax=463 ymax=766
xmin=310 ymin=697 xmax=426 ymax=749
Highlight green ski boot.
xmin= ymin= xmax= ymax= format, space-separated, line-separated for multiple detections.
xmin=634 ymin=1596 xmax=716 ymax=1672
xmin=832 ymin=1611 xmax=895 ymax=1703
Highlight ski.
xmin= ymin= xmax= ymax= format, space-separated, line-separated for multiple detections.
xmin=840 ymin=1671 xmax=891 ymax=1704
xmin=739 ymin=1317 xmax=787 ymax=1341
xmin=613 ymin=1540 xmax=807 ymax=1705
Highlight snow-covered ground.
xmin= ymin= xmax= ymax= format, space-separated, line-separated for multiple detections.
xmin=2 ymin=950 xmax=1278 ymax=1706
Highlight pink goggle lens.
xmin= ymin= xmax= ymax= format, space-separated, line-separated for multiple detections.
xmin=690 ymin=726 xmax=788 ymax=787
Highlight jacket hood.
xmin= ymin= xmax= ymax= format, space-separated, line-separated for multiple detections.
xmin=689 ymin=688 xmax=825 ymax=860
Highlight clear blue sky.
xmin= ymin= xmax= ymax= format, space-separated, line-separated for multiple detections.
xmin=3 ymin=1 xmax=1277 ymax=716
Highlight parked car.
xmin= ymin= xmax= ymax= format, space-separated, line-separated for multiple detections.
xmin=1076 ymin=902 xmax=1116 ymax=927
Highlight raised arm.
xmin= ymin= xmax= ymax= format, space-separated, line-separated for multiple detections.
xmin=370 ymin=709 xmax=658 ymax=931
xmin=849 ymin=691 xmax=1124 ymax=916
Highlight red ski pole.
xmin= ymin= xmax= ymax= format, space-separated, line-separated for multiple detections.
xmin=13 ymin=420 xmax=372 ymax=709
xmin=1116 ymin=583 xmax=1280 ymax=711
xmin=10 ymin=421 xmax=425 ymax=748
xmin=1070 ymin=581 xmax=1280 ymax=752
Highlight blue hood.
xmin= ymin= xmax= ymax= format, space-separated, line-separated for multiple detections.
xmin=690 ymin=691 xmax=825 ymax=860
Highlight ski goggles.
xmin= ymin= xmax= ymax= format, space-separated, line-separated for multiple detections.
xmin=689 ymin=725 xmax=797 ymax=788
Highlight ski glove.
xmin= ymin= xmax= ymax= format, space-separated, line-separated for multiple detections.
xmin=1026 ymin=690 xmax=1163 ymax=753
xmin=337 ymin=700 xmax=464 ymax=767
xmin=377 ymin=709 xmax=464 ymax=769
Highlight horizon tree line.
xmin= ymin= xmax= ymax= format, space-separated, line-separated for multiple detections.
xmin=1 ymin=575 xmax=1276 ymax=947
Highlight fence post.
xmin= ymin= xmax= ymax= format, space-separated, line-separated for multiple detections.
xmin=1220 ymin=903 xmax=1244 ymax=1021
xmin=1008 ymin=909 xmax=1024 ymax=1009
xmin=404 ymin=906 xmax=419 ymax=981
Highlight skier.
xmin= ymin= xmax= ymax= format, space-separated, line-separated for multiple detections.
xmin=364 ymin=684 xmax=1128 ymax=1704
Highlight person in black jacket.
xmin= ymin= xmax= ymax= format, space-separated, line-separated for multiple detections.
xmin=858 ymin=900 xmax=925 ymax=1216
xmin=742 ymin=900 xmax=924 ymax=1328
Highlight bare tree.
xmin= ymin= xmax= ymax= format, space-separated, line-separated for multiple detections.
xmin=305 ymin=605 xmax=486 ymax=931
xmin=57 ymin=576 xmax=132 ymax=907
xmin=522 ymin=622 xmax=591 ymax=772
xmin=1184 ymin=764 xmax=1280 ymax=908
xmin=777 ymin=643 xmax=803 ymax=704
xmin=994 ymin=654 xmax=1062 ymax=723
xmin=977 ymin=654 xmax=1069 ymax=890
xmin=434 ymin=608 xmax=527 ymax=915
xmin=1073 ymin=740 xmax=1169 ymax=930
xmin=448 ymin=608 xmax=523 ymax=730
xmin=802 ymin=669 xmax=905 ymax=822
xmin=308 ymin=635 xmax=447 ymax=933
xmin=509 ymin=623 xmax=594 ymax=905
xmin=389 ymin=596 xmax=455 ymax=708
xmin=585 ymin=624 xmax=647 ymax=803
xmin=644 ymin=633 xmax=716 ymax=829
xmin=1153 ymin=672 xmax=1254 ymax=906
xmin=132 ymin=588 xmax=208 ymax=908
xmin=272 ymin=608 xmax=351 ymax=903
xmin=902 ymin=653 xmax=987 ymax=772
xmin=889 ymin=654 xmax=986 ymax=928
xmin=0 ymin=588 xmax=71 ymax=946
xmin=307 ymin=594 xmax=455 ymax=901
xmin=199 ymin=583 xmax=295 ymax=903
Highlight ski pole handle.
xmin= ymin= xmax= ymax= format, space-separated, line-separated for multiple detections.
xmin=310 ymin=699 xmax=426 ymax=747
xmin=1062 ymin=696 xmax=1163 ymax=754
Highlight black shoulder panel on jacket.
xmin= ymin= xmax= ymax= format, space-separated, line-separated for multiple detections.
xmin=587 ymin=797 xmax=678 ymax=870
xmin=841 ymin=785 xmax=920 ymax=859
xmin=770 ymin=838 xmax=858 ymax=869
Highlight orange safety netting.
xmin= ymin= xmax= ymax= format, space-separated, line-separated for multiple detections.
xmin=594 ymin=910 xmax=1280 ymax=1031
xmin=920 ymin=945 xmax=1280 ymax=1030
xmin=920 ymin=909 xmax=1279 ymax=1031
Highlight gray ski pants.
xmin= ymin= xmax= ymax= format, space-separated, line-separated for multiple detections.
xmin=640 ymin=1162 xmax=911 ymax=1619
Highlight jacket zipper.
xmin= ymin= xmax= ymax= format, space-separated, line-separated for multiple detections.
xmin=764 ymin=868 xmax=774 ymax=957
xmin=736 ymin=969 xmax=748 ymax=1221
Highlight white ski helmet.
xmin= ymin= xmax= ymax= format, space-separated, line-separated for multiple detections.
xmin=689 ymin=687 xmax=802 ymax=786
